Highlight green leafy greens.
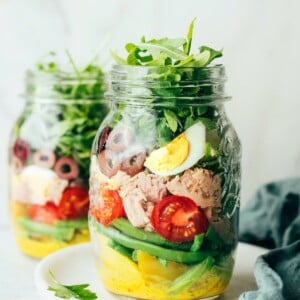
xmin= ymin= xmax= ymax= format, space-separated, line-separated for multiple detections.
xmin=19 ymin=51 xmax=108 ymax=181
xmin=111 ymin=19 xmax=222 ymax=150
xmin=112 ymin=18 xmax=222 ymax=68
xmin=48 ymin=270 xmax=97 ymax=300
xmin=110 ymin=20 xmax=240 ymax=218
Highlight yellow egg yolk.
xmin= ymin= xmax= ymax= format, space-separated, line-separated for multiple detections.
xmin=144 ymin=133 xmax=189 ymax=172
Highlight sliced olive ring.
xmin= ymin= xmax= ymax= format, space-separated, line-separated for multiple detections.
xmin=12 ymin=138 xmax=29 ymax=162
xmin=98 ymin=150 xmax=120 ymax=178
xmin=54 ymin=157 xmax=79 ymax=180
xmin=98 ymin=126 xmax=111 ymax=153
xmin=120 ymin=152 xmax=146 ymax=176
xmin=106 ymin=126 xmax=134 ymax=152
xmin=33 ymin=149 xmax=56 ymax=168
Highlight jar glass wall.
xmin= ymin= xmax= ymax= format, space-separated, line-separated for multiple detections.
xmin=89 ymin=65 xmax=241 ymax=300
xmin=9 ymin=68 xmax=107 ymax=258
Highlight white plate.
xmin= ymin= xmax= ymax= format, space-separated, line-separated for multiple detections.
xmin=35 ymin=242 xmax=267 ymax=300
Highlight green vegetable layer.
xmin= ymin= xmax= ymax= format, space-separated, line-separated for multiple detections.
xmin=55 ymin=219 xmax=88 ymax=229
xmin=111 ymin=218 xmax=192 ymax=251
xmin=108 ymin=19 xmax=241 ymax=218
xmin=19 ymin=217 xmax=88 ymax=241
xmin=19 ymin=217 xmax=75 ymax=241
xmin=93 ymin=220 xmax=210 ymax=264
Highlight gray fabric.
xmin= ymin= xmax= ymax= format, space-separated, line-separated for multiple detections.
xmin=238 ymin=178 xmax=300 ymax=300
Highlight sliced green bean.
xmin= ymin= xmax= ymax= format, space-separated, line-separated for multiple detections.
xmin=93 ymin=221 xmax=210 ymax=264
xmin=55 ymin=219 xmax=88 ymax=229
xmin=18 ymin=217 xmax=75 ymax=241
xmin=112 ymin=218 xmax=192 ymax=251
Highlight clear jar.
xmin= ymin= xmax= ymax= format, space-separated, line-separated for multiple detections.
xmin=89 ymin=65 xmax=241 ymax=300
xmin=9 ymin=69 xmax=107 ymax=258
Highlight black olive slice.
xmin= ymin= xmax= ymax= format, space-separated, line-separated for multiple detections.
xmin=120 ymin=152 xmax=146 ymax=176
xmin=98 ymin=126 xmax=112 ymax=153
xmin=98 ymin=150 xmax=120 ymax=177
xmin=106 ymin=126 xmax=133 ymax=152
xmin=12 ymin=139 xmax=29 ymax=162
xmin=54 ymin=157 xmax=79 ymax=180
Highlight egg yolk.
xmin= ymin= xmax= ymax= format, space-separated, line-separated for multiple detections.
xmin=145 ymin=133 xmax=189 ymax=172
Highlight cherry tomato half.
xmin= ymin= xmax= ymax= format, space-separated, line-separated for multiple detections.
xmin=28 ymin=201 xmax=61 ymax=225
xmin=151 ymin=195 xmax=208 ymax=242
xmin=58 ymin=187 xmax=89 ymax=219
xmin=91 ymin=188 xmax=125 ymax=226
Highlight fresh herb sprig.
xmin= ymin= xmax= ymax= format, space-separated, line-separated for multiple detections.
xmin=48 ymin=270 xmax=98 ymax=300
xmin=36 ymin=51 xmax=106 ymax=100
xmin=112 ymin=19 xmax=222 ymax=68
xmin=110 ymin=20 xmax=239 ymax=217
xmin=111 ymin=19 xmax=222 ymax=149
xmin=32 ymin=51 xmax=108 ymax=180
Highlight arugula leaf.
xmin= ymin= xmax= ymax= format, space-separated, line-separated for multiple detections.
xmin=138 ymin=42 xmax=187 ymax=60
xmin=183 ymin=18 xmax=196 ymax=55
xmin=30 ymin=51 xmax=107 ymax=180
xmin=145 ymin=53 xmax=168 ymax=66
xmin=111 ymin=19 xmax=222 ymax=68
xmin=163 ymin=109 xmax=180 ymax=132
xmin=147 ymin=37 xmax=186 ymax=49
xmin=175 ymin=54 xmax=194 ymax=67
xmin=199 ymin=45 xmax=223 ymax=65
xmin=187 ymin=50 xmax=211 ymax=67
xmin=48 ymin=270 xmax=97 ymax=300
xmin=156 ymin=118 xmax=174 ymax=146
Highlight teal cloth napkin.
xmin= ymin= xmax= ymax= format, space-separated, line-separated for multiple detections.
xmin=238 ymin=178 xmax=300 ymax=300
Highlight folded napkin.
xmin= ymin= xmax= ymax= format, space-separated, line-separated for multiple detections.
xmin=238 ymin=178 xmax=300 ymax=300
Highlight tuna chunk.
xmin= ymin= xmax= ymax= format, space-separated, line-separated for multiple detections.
xmin=118 ymin=172 xmax=168 ymax=229
xmin=133 ymin=172 xmax=168 ymax=203
xmin=121 ymin=188 xmax=149 ymax=228
xmin=167 ymin=168 xmax=221 ymax=220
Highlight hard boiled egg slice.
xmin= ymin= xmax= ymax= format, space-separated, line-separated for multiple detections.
xmin=144 ymin=122 xmax=206 ymax=176
xmin=20 ymin=165 xmax=60 ymax=205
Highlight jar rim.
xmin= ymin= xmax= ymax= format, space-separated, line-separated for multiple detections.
xmin=109 ymin=63 xmax=227 ymax=86
xmin=107 ymin=63 xmax=229 ymax=105
xmin=21 ymin=96 xmax=106 ymax=104
xmin=111 ymin=63 xmax=225 ymax=71
xmin=24 ymin=69 xmax=106 ymax=101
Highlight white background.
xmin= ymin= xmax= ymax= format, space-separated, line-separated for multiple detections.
xmin=1 ymin=0 xmax=300 ymax=228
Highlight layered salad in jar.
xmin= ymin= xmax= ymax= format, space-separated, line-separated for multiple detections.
xmin=9 ymin=53 xmax=107 ymax=258
xmin=89 ymin=21 xmax=240 ymax=300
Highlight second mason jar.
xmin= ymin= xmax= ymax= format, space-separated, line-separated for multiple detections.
xmin=89 ymin=65 xmax=241 ymax=300
xmin=9 ymin=65 xmax=108 ymax=258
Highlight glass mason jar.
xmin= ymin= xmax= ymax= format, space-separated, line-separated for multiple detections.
xmin=9 ymin=69 xmax=108 ymax=258
xmin=89 ymin=65 xmax=241 ymax=300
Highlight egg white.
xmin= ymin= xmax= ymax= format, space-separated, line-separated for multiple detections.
xmin=145 ymin=122 xmax=206 ymax=176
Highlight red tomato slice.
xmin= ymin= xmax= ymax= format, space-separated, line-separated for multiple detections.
xmin=28 ymin=201 xmax=61 ymax=225
xmin=91 ymin=188 xmax=125 ymax=226
xmin=58 ymin=187 xmax=89 ymax=219
xmin=151 ymin=195 xmax=208 ymax=242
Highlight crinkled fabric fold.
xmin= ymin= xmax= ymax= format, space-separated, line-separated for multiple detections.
xmin=239 ymin=178 xmax=300 ymax=300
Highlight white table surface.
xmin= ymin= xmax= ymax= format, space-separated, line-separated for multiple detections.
xmin=0 ymin=224 xmax=265 ymax=300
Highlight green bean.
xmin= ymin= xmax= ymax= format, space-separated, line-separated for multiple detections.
xmin=111 ymin=218 xmax=192 ymax=251
xmin=93 ymin=221 xmax=210 ymax=264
